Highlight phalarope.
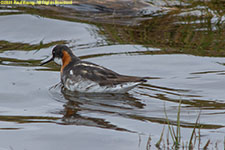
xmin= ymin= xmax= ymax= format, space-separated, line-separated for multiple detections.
xmin=41 ymin=45 xmax=148 ymax=93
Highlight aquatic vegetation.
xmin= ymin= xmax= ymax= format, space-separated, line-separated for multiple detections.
xmin=147 ymin=101 xmax=222 ymax=150
xmin=0 ymin=1 xmax=224 ymax=149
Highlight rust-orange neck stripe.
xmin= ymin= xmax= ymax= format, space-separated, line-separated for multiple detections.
xmin=61 ymin=51 xmax=72 ymax=73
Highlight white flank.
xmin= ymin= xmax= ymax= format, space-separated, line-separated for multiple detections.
xmin=70 ymin=70 xmax=73 ymax=75
xmin=64 ymin=77 xmax=141 ymax=93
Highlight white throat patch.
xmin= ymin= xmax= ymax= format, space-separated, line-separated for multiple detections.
xmin=54 ymin=57 xmax=62 ymax=65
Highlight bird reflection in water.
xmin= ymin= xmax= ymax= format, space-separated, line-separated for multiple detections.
xmin=49 ymin=83 xmax=145 ymax=132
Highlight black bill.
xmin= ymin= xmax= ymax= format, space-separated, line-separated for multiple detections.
xmin=40 ymin=57 xmax=53 ymax=66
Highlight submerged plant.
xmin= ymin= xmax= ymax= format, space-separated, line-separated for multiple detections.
xmin=163 ymin=100 xmax=182 ymax=149
xmin=148 ymin=100 xmax=214 ymax=150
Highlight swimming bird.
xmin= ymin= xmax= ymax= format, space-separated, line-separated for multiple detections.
xmin=41 ymin=45 xmax=147 ymax=93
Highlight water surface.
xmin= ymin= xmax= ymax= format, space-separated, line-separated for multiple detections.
xmin=0 ymin=1 xmax=225 ymax=149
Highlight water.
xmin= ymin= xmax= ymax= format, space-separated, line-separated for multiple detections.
xmin=0 ymin=1 xmax=225 ymax=149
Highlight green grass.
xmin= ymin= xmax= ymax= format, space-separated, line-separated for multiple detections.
xmin=2 ymin=0 xmax=224 ymax=57
xmin=163 ymin=100 xmax=181 ymax=149
xmin=146 ymin=100 xmax=217 ymax=150
xmin=0 ymin=40 xmax=67 ymax=51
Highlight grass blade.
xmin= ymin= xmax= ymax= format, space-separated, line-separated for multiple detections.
xmin=155 ymin=126 xmax=165 ymax=148
xmin=189 ymin=110 xmax=201 ymax=149
xmin=146 ymin=135 xmax=151 ymax=150
xmin=164 ymin=103 xmax=175 ymax=142
xmin=203 ymin=139 xmax=210 ymax=150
